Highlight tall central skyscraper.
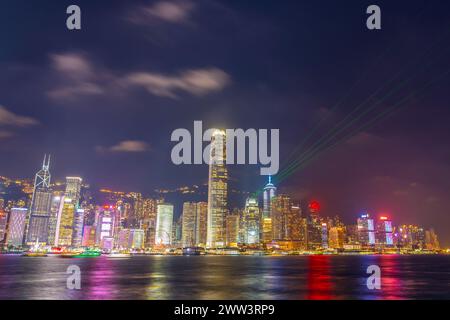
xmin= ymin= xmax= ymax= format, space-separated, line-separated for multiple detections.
xmin=207 ymin=130 xmax=228 ymax=248
xmin=26 ymin=155 xmax=52 ymax=245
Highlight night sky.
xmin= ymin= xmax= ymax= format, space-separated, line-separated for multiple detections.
xmin=0 ymin=0 xmax=449 ymax=245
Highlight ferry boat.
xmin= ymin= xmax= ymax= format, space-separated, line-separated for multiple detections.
xmin=106 ymin=251 xmax=132 ymax=258
xmin=182 ymin=247 xmax=205 ymax=256
xmin=22 ymin=238 xmax=47 ymax=257
xmin=73 ymin=249 xmax=101 ymax=258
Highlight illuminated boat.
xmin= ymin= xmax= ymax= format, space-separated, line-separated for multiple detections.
xmin=22 ymin=251 xmax=47 ymax=257
xmin=106 ymin=252 xmax=132 ymax=258
xmin=73 ymin=249 xmax=101 ymax=258
xmin=22 ymin=238 xmax=47 ymax=257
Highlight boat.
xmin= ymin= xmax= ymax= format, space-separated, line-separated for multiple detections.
xmin=73 ymin=249 xmax=101 ymax=258
xmin=22 ymin=251 xmax=47 ymax=257
xmin=106 ymin=252 xmax=132 ymax=258
xmin=182 ymin=247 xmax=205 ymax=256
xmin=22 ymin=238 xmax=47 ymax=257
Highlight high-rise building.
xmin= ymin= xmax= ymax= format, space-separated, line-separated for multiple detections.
xmin=425 ymin=228 xmax=440 ymax=251
xmin=142 ymin=198 xmax=157 ymax=248
xmin=263 ymin=176 xmax=276 ymax=219
xmin=5 ymin=208 xmax=27 ymax=247
xmin=182 ymin=202 xmax=197 ymax=247
xmin=375 ymin=216 xmax=394 ymax=248
xmin=195 ymin=202 xmax=208 ymax=247
xmin=242 ymin=197 xmax=260 ymax=245
xmin=225 ymin=213 xmax=240 ymax=247
xmin=357 ymin=213 xmax=376 ymax=247
xmin=72 ymin=209 xmax=84 ymax=247
xmin=307 ymin=201 xmax=322 ymax=250
xmin=155 ymin=203 xmax=174 ymax=246
xmin=47 ymin=193 xmax=63 ymax=246
xmin=0 ymin=210 xmax=8 ymax=243
xmin=65 ymin=177 xmax=82 ymax=205
xmin=207 ymin=129 xmax=228 ymax=248
xmin=328 ymin=226 xmax=345 ymax=249
xmin=54 ymin=197 xmax=76 ymax=247
xmin=26 ymin=155 xmax=52 ymax=245
xmin=95 ymin=206 xmax=118 ymax=249
xmin=321 ymin=223 xmax=328 ymax=249
xmin=397 ymin=224 xmax=425 ymax=250
xmin=81 ymin=225 xmax=96 ymax=247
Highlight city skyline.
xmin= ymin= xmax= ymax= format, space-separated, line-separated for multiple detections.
xmin=1 ymin=0 xmax=450 ymax=249
xmin=0 ymin=155 xmax=444 ymax=251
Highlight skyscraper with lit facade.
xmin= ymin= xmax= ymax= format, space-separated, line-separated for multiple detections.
xmin=5 ymin=208 xmax=27 ymax=248
xmin=207 ymin=129 xmax=228 ymax=248
xmin=155 ymin=203 xmax=174 ymax=246
xmin=357 ymin=213 xmax=375 ymax=248
xmin=243 ymin=197 xmax=260 ymax=245
xmin=26 ymin=155 xmax=52 ymax=245
xmin=263 ymin=176 xmax=276 ymax=219
xmin=195 ymin=202 xmax=208 ymax=247
xmin=226 ymin=213 xmax=240 ymax=247
xmin=182 ymin=202 xmax=197 ymax=247
xmin=54 ymin=197 xmax=76 ymax=247
xmin=307 ymin=201 xmax=322 ymax=250
xmin=375 ymin=216 xmax=394 ymax=249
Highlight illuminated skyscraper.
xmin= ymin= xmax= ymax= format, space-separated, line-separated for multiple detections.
xmin=65 ymin=177 xmax=82 ymax=204
xmin=81 ymin=225 xmax=96 ymax=247
xmin=5 ymin=208 xmax=27 ymax=247
xmin=47 ymin=193 xmax=63 ymax=247
xmin=328 ymin=226 xmax=345 ymax=249
xmin=225 ymin=214 xmax=240 ymax=247
xmin=155 ymin=203 xmax=174 ymax=245
xmin=195 ymin=202 xmax=208 ymax=247
xmin=375 ymin=216 xmax=394 ymax=249
xmin=0 ymin=210 xmax=7 ymax=243
xmin=263 ymin=176 xmax=276 ymax=219
xmin=54 ymin=197 xmax=76 ymax=247
xmin=243 ymin=197 xmax=260 ymax=245
xmin=207 ymin=130 xmax=228 ymax=248
xmin=182 ymin=202 xmax=197 ymax=247
xmin=95 ymin=206 xmax=118 ymax=249
xmin=307 ymin=201 xmax=322 ymax=250
xmin=357 ymin=213 xmax=376 ymax=248
xmin=26 ymin=155 xmax=52 ymax=245
xmin=142 ymin=198 xmax=158 ymax=248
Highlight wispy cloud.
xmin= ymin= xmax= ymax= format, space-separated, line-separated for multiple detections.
xmin=130 ymin=0 xmax=195 ymax=25
xmin=0 ymin=131 xmax=14 ymax=139
xmin=0 ymin=106 xmax=39 ymax=127
xmin=47 ymin=53 xmax=105 ymax=100
xmin=97 ymin=140 xmax=151 ymax=153
xmin=126 ymin=68 xmax=231 ymax=98
xmin=47 ymin=52 xmax=230 ymax=100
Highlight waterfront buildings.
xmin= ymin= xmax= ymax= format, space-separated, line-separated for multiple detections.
xmin=207 ymin=129 xmax=228 ymax=248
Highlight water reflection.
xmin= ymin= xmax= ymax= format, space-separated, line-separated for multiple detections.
xmin=307 ymin=255 xmax=335 ymax=300
xmin=0 ymin=255 xmax=449 ymax=299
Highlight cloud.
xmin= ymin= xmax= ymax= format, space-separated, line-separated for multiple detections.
xmin=97 ymin=140 xmax=151 ymax=153
xmin=47 ymin=53 xmax=106 ymax=100
xmin=0 ymin=131 xmax=14 ymax=139
xmin=126 ymin=68 xmax=231 ymax=98
xmin=50 ymin=53 xmax=93 ymax=79
xmin=130 ymin=0 xmax=195 ymax=25
xmin=48 ymin=52 xmax=230 ymax=100
xmin=0 ymin=106 xmax=39 ymax=127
